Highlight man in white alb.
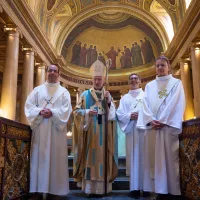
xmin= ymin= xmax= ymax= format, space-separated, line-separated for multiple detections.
xmin=137 ymin=56 xmax=185 ymax=200
xmin=117 ymin=74 xmax=150 ymax=198
xmin=25 ymin=64 xmax=72 ymax=199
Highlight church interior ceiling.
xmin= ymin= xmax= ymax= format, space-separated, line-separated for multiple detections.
xmin=0 ymin=0 xmax=193 ymax=102
xmin=24 ymin=0 xmax=187 ymax=81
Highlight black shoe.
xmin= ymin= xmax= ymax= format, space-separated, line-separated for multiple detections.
xmin=31 ymin=193 xmax=43 ymax=200
xmin=95 ymin=194 xmax=104 ymax=198
xmin=168 ymin=194 xmax=183 ymax=200
xmin=47 ymin=194 xmax=61 ymax=200
xmin=128 ymin=190 xmax=140 ymax=198
xmin=143 ymin=191 xmax=151 ymax=198
xmin=156 ymin=194 xmax=168 ymax=200
xmin=87 ymin=194 xmax=104 ymax=198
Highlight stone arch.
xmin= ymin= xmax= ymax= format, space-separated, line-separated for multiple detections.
xmin=152 ymin=0 xmax=179 ymax=32
xmin=48 ymin=4 xmax=73 ymax=44
xmin=55 ymin=4 xmax=169 ymax=55
xmin=150 ymin=0 xmax=174 ymax=41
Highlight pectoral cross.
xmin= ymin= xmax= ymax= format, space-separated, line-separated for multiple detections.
xmin=45 ymin=97 xmax=53 ymax=104
xmin=158 ymin=89 xmax=168 ymax=99
xmin=134 ymin=99 xmax=142 ymax=108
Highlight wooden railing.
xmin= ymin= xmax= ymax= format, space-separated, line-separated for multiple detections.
xmin=0 ymin=117 xmax=31 ymax=200
xmin=180 ymin=118 xmax=200 ymax=200
xmin=0 ymin=116 xmax=200 ymax=199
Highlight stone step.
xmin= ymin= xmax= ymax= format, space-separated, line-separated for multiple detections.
xmin=68 ymin=166 xmax=127 ymax=178
xmin=68 ymin=156 xmax=126 ymax=168
xmin=69 ymin=177 xmax=129 ymax=190
xmin=118 ymin=156 xmax=126 ymax=167
xmin=68 ymin=156 xmax=73 ymax=167
xmin=68 ymin=156 xmax=128 ymax=190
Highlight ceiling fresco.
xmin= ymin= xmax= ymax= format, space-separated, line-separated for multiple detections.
xmin=61 ymin=16 xmax=162 ymax=72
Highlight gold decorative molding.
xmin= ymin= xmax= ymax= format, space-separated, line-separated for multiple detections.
xmin=4 ymin=25 xmax=23 ymax=38
xmin=192 ymin=40 xmax=200 ymax=48
xmin=60 ymin=68 xmax=156 ymax=90
xmin=35 ymin=61 xmax=47 ymax=68
xmin=179 ymin=57 xmax=191 ymax=64
xmin=165 ymin=0 xmax=200 ymax=69
xmin=21 ymin=45 xmax=37 ymax=56
xmin=1 ymin=0 xmax=57 ymax=66
xmin=63 ymin=62 xmax=156 ymax=79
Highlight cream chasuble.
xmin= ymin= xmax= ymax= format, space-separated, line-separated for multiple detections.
xmin=25 ymin=82 xmax=72 ymax=195
xmin=137 ymin=74 xmax=185 ymax=195
xmin=116 ymin=88 xmax=145 ymax=191
xmin=73 ymin=87 xmax=118 ymax=194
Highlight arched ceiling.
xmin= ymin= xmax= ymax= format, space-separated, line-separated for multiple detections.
xmin=25 ymin=0 xmax=190 ymax=52
xmin=23 ymin=0 xmax=192 ymax=85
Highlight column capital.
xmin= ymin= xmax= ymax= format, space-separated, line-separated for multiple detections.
xmin=191 ymin=40 xmax=200 ymax=49
xmin=4 ymin=25 xmax=22 ymax=38
xmin=179 ymin=57 xmax=191 ymax=64
xmin=22 ymin=45 xmax=36 ymax=56
xmin=35 ymin=62 xmax=47 ymax=69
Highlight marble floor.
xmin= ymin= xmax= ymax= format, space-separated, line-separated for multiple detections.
xmin=61 ymin=191 xmax=156 ymax=200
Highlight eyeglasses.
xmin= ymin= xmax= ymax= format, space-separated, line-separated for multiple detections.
xmin=47 ymin=69 xmax=58 ymax=73
xmin=130 ymin=77 xmax=139 ymax=80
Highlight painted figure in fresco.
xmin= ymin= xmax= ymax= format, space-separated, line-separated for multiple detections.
xmin=134 ymin=42 xmax=143 ymax=66
xmin=73 ymin=60 xmax=118 ymax=197
xmin=98 ymin=52 xmax=106 ymax=66
xmin=120 ymin=52 xmax=126 ymax=69
xmin=137 ymin=56 xmax=185 ymax=200
xmin=86 ymin=45 xmax=93 ymax=67
xmin=105 ymin=46 xmax=120 ymax=69
xmin=124 ymin=46 xmax=132 ymax=68
xmin=76 ymin=41 xmax=82 ymax=65
xmin=144 ymin=37 xmax=155 ymax=63
xmin=80 ymin=44 xmax=87 ymax=67
xmin=140 ymin=40 xmax=148 ymax=64
xmin=131 ymin=44 xmax=135 ymax=66
xmin=71 ymin=41 xmax=80 ymax=64
xmin=91 ymin=45 xmax=98 ymax=65
xmin=25 ymin=64 xmax=72 ymax=199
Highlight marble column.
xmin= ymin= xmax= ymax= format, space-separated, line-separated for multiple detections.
xmin=0 ymin=28 xmax=20 ymax=120
xmin=19 ymin=47 xmax=35 ymax=124
xmin=180 ymin=59 xmax=194 ymax=120
xmin=191 ymin=44 xmax=200 ymax=117
xmin=35 ymin=63 xmax=46 ymax=87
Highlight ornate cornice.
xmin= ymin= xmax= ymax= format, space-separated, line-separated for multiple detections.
xmin=60 ymin=72 xmax=156 ymax=90
xmin=62 ymin=61 xmax=156 ymax=79
xmin=1 ymin=0 xmax=59 ymax=65
xmin=165 ymin=0 xmax=200 ymax=68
